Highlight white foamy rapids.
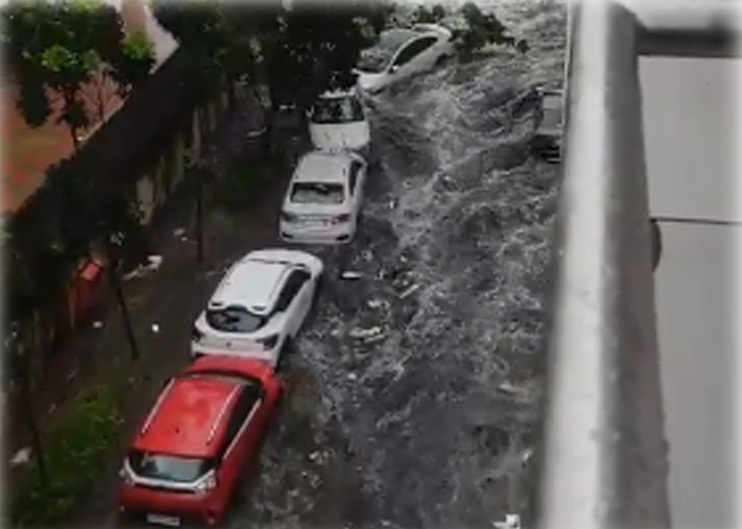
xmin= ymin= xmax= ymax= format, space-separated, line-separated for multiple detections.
xmin=228 ymin=3 xmax=566 ymax=529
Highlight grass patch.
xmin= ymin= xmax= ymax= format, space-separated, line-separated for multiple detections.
xmin=9 ymin=386 xmax=123 ymax=527
xmin=212 ymin=158 xmax=280 ymax=208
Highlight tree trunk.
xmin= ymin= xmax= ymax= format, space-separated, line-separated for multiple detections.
xmin=105 ymin=244 xmax=139 ymax=362
xmin=195 ymin=169 xmax=205 ymax=264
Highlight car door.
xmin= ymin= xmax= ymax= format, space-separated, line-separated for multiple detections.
xmin=288 ymin=268 xmax=313 ymax=335
xmin=274 ymin=269 xmax=313 ymax=337
xmin=390 ymin=36 xmax=439 ymax=79
xmin=214 ymin=387 xmax=258 ymax=501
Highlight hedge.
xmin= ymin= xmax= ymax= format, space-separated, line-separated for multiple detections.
xmin=9 ymin=386 xmax=123 ymax=527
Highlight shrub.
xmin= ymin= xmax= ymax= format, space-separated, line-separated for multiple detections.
xmin=9 ymin=387 xmax=123 ymax=527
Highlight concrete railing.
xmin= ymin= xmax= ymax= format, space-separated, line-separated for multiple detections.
xmin=533 ymin=2 xmax=671 ymax=527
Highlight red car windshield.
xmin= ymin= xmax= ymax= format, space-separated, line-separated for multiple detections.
xmin=128 ymin=450 xmax=213 ymax=483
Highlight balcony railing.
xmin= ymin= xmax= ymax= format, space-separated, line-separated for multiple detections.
xmin=532 ymin=1 xmax=739 ymax=527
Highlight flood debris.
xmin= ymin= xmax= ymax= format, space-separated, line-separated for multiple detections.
xmin=399 ymin=283 xmax=421 ymax=299
xmin=92 ymin=320 xmax=103 ymax=329
xmin=348 ymin=326 xmax=383 ymax=340
xmin=340 ymin=271 xmax=362 ymax=280
xmin=493 ymin=514 xmax=521 ymax=529
xmin=10 ymin=447 xmax=31 ymax=466
xmin=497 ymin=380 xmax=533 ymax=401
xmin=123 ymin=255 xmax=164 ymax=280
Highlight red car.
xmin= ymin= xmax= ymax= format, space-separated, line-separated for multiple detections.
xmin=117 ymin=355 xmax=283 ymax=526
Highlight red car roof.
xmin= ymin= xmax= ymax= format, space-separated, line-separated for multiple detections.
xmin=134 ymin=375 xmax=241 ymax=458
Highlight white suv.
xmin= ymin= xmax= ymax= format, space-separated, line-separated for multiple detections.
xmin=279 ymin=151 xmax=368 ymax=245
xmin=308 ymin=89 xmax=370 ymax=156
xmin=191 ymin=249 xmax=324 ymax=367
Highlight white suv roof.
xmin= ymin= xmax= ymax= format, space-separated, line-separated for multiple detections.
xmin=294 ymin=152 xmax=357 ymax=184
xmin=209 ymin=258 xmax=290 ymax=314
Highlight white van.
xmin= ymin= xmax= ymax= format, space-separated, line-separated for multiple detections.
xmin=307 ymin=89 xmax=370 ymax=156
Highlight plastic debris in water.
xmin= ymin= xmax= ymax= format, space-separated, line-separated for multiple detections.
xmin=399 ymin=283 xmax=421 ymax=299
xmin=10 ymin=447 xmax=31 ymax=466
xmin=340 ymin=271 xmax=362 ymax=280
xmin=349 ymin=326 xmax=383 ymax=339
xmin=92 ymin=321 xmax=103 ymax=329
xmin=151 ymin=324 xmax=160 ymax=333
xmin=493 ymin=514 xmax=520 ymax=529
xmin=368 ymin=299 xmax=384 ymax=309
xmin=145 ymin=255 xmax=163 ymax=271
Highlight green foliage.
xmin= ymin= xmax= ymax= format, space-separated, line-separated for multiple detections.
xmin=9 ymin=386 xmax=123 ymax=527
xmin=412 ymin=4 xmax=446 ymax=24
xmin=3 ymin=0 xmax=155 ymax=143
xmin=5 ymin=158 xmax=143 ymax=331
xmin=455 ymin=2 xmax=527 ymax=61
xmin=108 ymin=31 xmax=156 ymax=97
xmin=151 ymin=0 xmax=237 ymax=95
xmin=151 ymin=0 xmax=389 ymax=109
xmin=407 ymin=2 xmax=528 ymax=62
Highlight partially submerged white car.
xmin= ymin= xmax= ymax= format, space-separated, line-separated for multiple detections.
xmin=191 ymin=249 xmax=323 ymax=367
xmin=280 ymin=151 xmax=368 ymax=245
xmin=308 ymin=89 xmax=370 ymax=155
xmin=355 ymin=23 xmax=454 ymax=93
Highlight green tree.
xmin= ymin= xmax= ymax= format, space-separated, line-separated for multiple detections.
xmin=412 ymin=4 xmax=446 ymax=24
xmin=455 ymin=2 xmax=529 ymax=61
xmin=3 ymin=0 xmax=155 ymax=149
xmin=151 ymin=0 xmax=390 ymax=111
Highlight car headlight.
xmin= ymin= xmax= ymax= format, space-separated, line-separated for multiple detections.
xmin=257 ymin=334 xmax=279 ymax=350
xmin=194 ymin=471 xmax=218 ymax=495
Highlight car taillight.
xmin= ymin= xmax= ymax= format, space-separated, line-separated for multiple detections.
xmin=257 ymin=334 xmax=279 ymax=350
xmin=194 ymin=472 xmax=218 ymax=495
xmin=333 ymin=213 xmax=351 ymax=224
xmin=192 ymin=325 xmax=203 ymax=342
xmin=281 ymin=211 xmax=297 ymax=222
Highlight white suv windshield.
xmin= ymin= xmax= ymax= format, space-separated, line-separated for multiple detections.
xmin=128 ymin=451 xmax=212 ymax=483
xmin=290 ymin=182 xmax=345 ymax=204
xmin=206 ymin=305 xmax=266 ymax=333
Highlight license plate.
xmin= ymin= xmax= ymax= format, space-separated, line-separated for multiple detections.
xmin=146 ymin=513 xmax=181 ymax=527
